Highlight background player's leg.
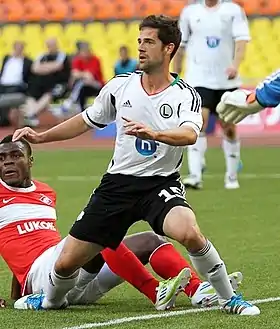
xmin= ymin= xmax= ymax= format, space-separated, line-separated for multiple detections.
xmin=184 ymin=107 xmax=209 ymax=189
xmin=220 ymin=120 xmax=240 ymax=189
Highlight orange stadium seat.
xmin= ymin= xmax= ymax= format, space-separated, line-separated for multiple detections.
xmin=163 ymin=0 xmax=186 ymax=17
xmin=46 ymin=1 xmax=69 ymax=20
xmin=70 ymin=0 xmax=93 ymax=20
xmin=91 ymin=0 xmax=117 ymax=20
xmin=0 ymin=5 xmax=6 ymax=22
xmin=259 ymin=0 xmax=280 ymax=15
xmin=134 ymin=0 xmax=165 ymax=17
xmin=234 ymin=0 xmax=259 ymax=15
xmin=23 ymin=1 xmax=47 ymax=21
xmin=114 ymin=0 xmax=135 ymax=20
xmin=6 ymin=2 xmax=24 ymax=22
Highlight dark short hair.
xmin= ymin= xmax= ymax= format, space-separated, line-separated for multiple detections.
xmin=139 ymin=15 xmax=182 ymax=59
xmin=120 ymin=45 xmax=128 ymax=52
xmin=0 ymin=135 xmax=32 ymax=156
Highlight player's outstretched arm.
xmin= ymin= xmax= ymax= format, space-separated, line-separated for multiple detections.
xmin=217 ymin=69 xmax=280 ymax=124
xmin=154 ymin=126 xmax=197 ymax=146
xmin=12 ymin=113 xmax=91 ymax=143
xmin=123 ymin=117 xmax=198 ymax=146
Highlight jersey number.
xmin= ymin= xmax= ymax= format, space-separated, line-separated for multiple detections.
xmin=158 ymin=186 xmax=185 ymax=203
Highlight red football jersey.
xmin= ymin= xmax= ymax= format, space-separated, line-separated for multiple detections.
xmin=0 ymin=179 xmax=61 ymax=290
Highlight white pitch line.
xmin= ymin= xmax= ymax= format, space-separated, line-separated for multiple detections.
xmin=33 ymin=173 xmax=280 ymax=182
xmin=62 ymin=296 xmax=280 ymax=329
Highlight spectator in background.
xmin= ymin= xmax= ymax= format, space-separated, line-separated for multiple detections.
xmin=114 ymin=45 xmax=138 ymax=75
xmin=22 ymin=38 xmax=71 ymax=126
xmin=0 ymin=41 xmax=32 ymax=127
xmin=0 ymin=41 xmax=32 ymax=94
xmin=60 ymin=41 xmax=104 ymax=112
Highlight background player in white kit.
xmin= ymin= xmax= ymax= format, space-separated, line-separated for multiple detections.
xmin=174 ymin=0 xmax=250 ymax=189
xmin=13 ymin=15 xmax=259 ymax=315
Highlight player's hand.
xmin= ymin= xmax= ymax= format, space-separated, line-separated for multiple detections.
xmin=226 ymin=66 xmax=238 ymax=80
xmin=216 ymin=89 xmax=263 ymax=124
xmin=122 ymin=117 xmax=157 ymax=140
xmin=0 ymin=298 xmax=6 ymax=308
xmin=12 ymin=127 xmax=45 ymax=144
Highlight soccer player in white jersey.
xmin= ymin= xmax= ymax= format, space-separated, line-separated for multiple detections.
xmin=174 ymin=0 xmax=250 ymax=189
xmin=217 ymin=69 xmax=280 ymax=123
xmin=12 ymin=15 xmax=259 ymax=315
xmin=1 ymin=134 xmax=242 ymax=310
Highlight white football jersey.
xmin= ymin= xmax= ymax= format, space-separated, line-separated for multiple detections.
xmin=82 ymin=72 xmax=202 ymax=177
xmin=179 ymin=1 xmax=250 ymax=89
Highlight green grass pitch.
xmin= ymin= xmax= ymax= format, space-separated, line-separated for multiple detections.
xmin=1 ymin=147 xmax=280 ymax=329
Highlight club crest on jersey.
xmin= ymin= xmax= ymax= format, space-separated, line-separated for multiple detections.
xmin=206 ymin=37 xmax=220 ymax=48
xmin=40 ymin=194 xmax=52 ymax=205
xmin=159 ymin=104 xmax=173 ymax=119
xmin=135 ymin=138 xmax=158 ymax=156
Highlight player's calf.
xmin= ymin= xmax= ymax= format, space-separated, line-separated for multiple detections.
xmin=161 ymin=206 xmax=260 ymax=315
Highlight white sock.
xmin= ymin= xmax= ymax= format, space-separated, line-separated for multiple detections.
xmin=187 ymin=133 xmax=207 ymax=181
xmin=76 ymin=268 xmax=97 ymax=288
xmin=95 ymin=263 xmax=124 ymax=295
xmin=42 ymin=269 xmax=79 ymax=309
xmin=222 ymin=138 xmax=240 ymax=179
xmin=66 ymin=264 xmax=123 ymax=305
xmin=189 ymin=240 xmax=234 ymax=301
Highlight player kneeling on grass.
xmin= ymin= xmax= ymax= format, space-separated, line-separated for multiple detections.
xmin=0 ymin=135 xmax=242 ymax=311
xmin=217 ymin=70 xmax=280 ymax=124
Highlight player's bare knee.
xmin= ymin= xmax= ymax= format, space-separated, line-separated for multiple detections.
xmin=163 ymin=207 xmax=205 ymax=251
xmin=54 ymin=257 xmax=79 ymax=277
xmin=222 ymin=123 xmax=237 ymax=140
xmin=201 ymin=108 xmax=210 ymax=131
xmin=181 ymin=226 xmax=206 ymax=253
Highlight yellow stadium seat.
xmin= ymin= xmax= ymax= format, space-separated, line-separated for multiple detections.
xmin=106 ymin=22 xmax=127 ymax=39
xmin=127 ymin=21 xmax=141 ymax=39
xmin=250 ymin=18 xmax=272 ymax=37
xmin=25 ymin=43 xmax=45 ymax=59
xmin=1 ymin=26 xmax=23 ymax=46
xmin=22 ymin=24 xmax=42 ymax=41
xmin=84 ymin=23 xmax=107 ymax=41
xmin=64 ymin=23 xmax=85 ymax=39
xmin=1 ymin=24 xmax=22 ymax=39
xmin=272 ymin=17 xmax=280 ymax=40
xmin=43 ymin=23 xmax=64 ymax=38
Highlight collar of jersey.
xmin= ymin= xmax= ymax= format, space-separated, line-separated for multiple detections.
xmin=0 ymin=179 xmax=36 ymax=193
xmin=140 ymin=72 xmax=180 ymax=96
xmin=170 ymin=73 xmax=180 ymax=86
xmin=202 ymin=0 xmax=222 ymax=9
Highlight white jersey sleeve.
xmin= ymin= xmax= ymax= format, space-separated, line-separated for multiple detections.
xmin=82 ymin=79 xmax=118 ymax=129
xmin=231 ymin=4 xmax=251 ymax=41
xmin=178 ymin=87 xmax=203 ymax=136
xmin=179 ymin=6 xmax=191 ymax=47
